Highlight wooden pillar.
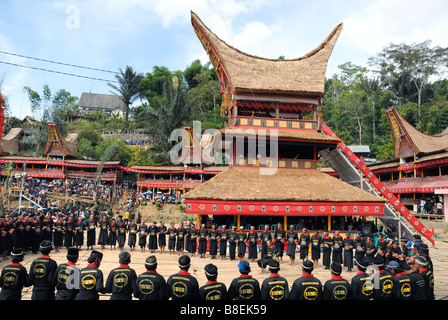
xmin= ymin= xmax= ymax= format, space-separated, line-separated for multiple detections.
xmin=327 ymin=215 xmax=331 ymax=231
xmin=284 ymin=215 xmax=287 ymax=229
xmin=197 ymin=214 xmax=201 ymax=228
xmin=237 ymin=215 xmax=241 ymax=229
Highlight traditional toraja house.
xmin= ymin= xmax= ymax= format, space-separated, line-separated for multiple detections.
xmin=0 ymin=128 xmax=22 ymax=155
xmin=183 ymin=12 xmax=391 ymax=232
xmin=367 ymin=108 xmax=448 ymax=220
xmin=44 ymin=123 xmax=79 ymax=159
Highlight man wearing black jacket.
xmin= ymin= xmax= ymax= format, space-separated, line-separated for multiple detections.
xmin=75 ymin=250 xmax=105 ymax=300
xmin=105 ymin=251 xmax=137 ymax=300
xmin=54 ymin=247 xmax=79 ymax=300
xmin=28 ymin=240 xmax=58 ymax=300
xmin=167 ymin=255 xmax=199 ymax=300
xmin=135 ymin=255 xmax=168 ymax=300
xmin=261 ymin=260 xmax=289 ymax=300
xmin=0 ymin=248 xmax=30 ymax=300
xmin=228 ymin=260 xmax=261 ymax=300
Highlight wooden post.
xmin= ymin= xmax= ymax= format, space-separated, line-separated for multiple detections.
xmin=327 ymin=215 xmax=331 ymax=231
xmin=237 ymin=215 xmax=241 ymax=229
xmin=284 ymin=215 xmax=287 ymax=229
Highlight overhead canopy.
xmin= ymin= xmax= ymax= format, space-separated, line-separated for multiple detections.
xmin=191 ymin=11 xmax=343 ymax=97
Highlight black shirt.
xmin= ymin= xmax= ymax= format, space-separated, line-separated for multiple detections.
xmin=135 ymin=270 xmax=168 ymax=300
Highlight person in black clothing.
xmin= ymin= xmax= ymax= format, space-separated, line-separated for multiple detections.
xmin=290 ymin=260 xmax=322 ymax=300
xmin=408 ymin=260 xmax=426 ymax=300
xmin=285 ymin=225 xmax=298 ymax=265
xmin=260 ymin=225 xmax=272 ymax=259
xmin=228 ymin=226 xmax=238 ymax=261
xmin=167 ymin=222 xmax=177 ymax=255
xmin=28 ymin=240 xmax=58 ymax=300
xmin=75 ymin=250 xmax=105 ymax=300
xmin=176 ymin=223 xmax=186 ymax=255
xmin=386 ymin=261 xmax=413 ymax=300
xmin=218 ymin=225 xmax=228 ymax=260
xmin=323 ymin=262 xmax=351 ymax=300
xmin=261 ymin=259 xmax=289 ymax=300
xmin=372 ymin=255 xmax=395 ymax=300
xmin=208 ymin=224 xmax=220 ymax=260
xmin=257 ymin=240 xmax=277 ymax=273
xmin=135 ymin=255 xmax=168 ymax=300
xmin=0 ymin=248 xmax=30 ymax=300
xmin=105 ymin=251 xmax=137 ymax=300
xmin=227 ymin=260 xmax=261 ymax=300
xmin=310 ymin=230 xmax=321 ymax=268
xmin=237 ymin=227 xmax=247 ymax=261
xmin=331 ymin=231 xmax=343 ymax=264
xmin=199 ymin=263 xmax=227 ymax=300
xmin=273 ymin=224 xmax=286 ymax=262
xmin=167 ymin=255 xmax=199 ymax=300
xmin=321 ymin=232 xmax=332 ymax=269
xmin=54 ymin=247 xmax=79 ymax=300
xmin=343 ymin=232 xmax=354 ymax=272
xmin=29 ymin=215 xmax=43 ymax=253
xmin=247 ymin=226 xmax=258 ymax=262
xmin=198 ymin=224 xmax=208 ymax=258
xmin=415 ymin=256 xmax=434 ymax=300
xmin=298 ymin=228 xmax=310 ymax=262
xmin=351 ymin=257 xmax=374 ymax=300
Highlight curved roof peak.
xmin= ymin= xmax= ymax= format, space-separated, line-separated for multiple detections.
xmin=191 ymin=11 xmax=343 ymax=97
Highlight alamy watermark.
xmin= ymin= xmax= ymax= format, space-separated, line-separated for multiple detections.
xmin=65 ymin=5 xmax=80 ymax=30
xmin=169 ymin=121 xmax=279 ymax=175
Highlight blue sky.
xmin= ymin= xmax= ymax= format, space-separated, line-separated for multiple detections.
xmin=1 ymin=0 xmax=448 ymax=119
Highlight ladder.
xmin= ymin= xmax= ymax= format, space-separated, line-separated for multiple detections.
xmin=320 ymin=123 xmax=435 ymax=245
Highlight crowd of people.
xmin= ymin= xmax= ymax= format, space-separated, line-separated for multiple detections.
xmin=0 ymin=207 xmax=435 ymax=300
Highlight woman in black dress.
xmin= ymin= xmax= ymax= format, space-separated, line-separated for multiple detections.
xmin=108 ymin=218 xmax=118 ymax=250
xmin=97 ymin=215 xmax=109 ymax=250
xmin=138 ymin=220 xmax=148 ymax=252
xmin=74 ymin=217 xmax=85 ymax=250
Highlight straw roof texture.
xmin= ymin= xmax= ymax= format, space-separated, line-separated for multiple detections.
xmin=0 ymin=128 xmax=22 ymax=155
xmin=191 ymin=11 xmax=342 ymax=97
xmin=183 ymin=168 xmax=384 ymax=203
xmin=387 ymin=108 xmax=448 ymax=157
xmin=43 ymin=123 xmax=79 ymax=158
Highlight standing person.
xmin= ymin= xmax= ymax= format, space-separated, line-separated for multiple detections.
xmin=237 ymin=226 xmax=247 ymax=261
xmin=261 ymin=259 xmax=289 ymax=300
xmin=166 ymin=255 xmax=200 ymax=300
xmin=228 ymin=226 xmax=238 ymax=261
xmin=260 ymin=225 xmax=272 ymax=259
xmin=372 ymin=255 xmax=395 ymax=301
xmin=41 ymin=214 xmax=53 ymax=242
xmin=227 ymin=260 xmax=261 ymax=300
xmin=323 ymin=262 xmax=352 ymax=300
xmin=354 ymin=232 xmax=366 ymax=262
xmin=117 ymin=216 xmax=127 ymax=251
xmin=52 ymin=216 xmax=64 ymax=253
xmin=74 ymin=217 xmax=85 ymax=251
xmin=158 ymin=221 xmax=167 ymax=254
xmin=290 ymin=260 xmax=322 ymax=300
xmin=63 ymin=216 xmax=75 ymax=250
xmin=386 ymin=261 xmax=413 ymax=300
xmin=273 ymin=223 xmax=286 ymax=262
xmin=187 ymin=223 xmax=198 ymax=256
xmin=310 ymin=230 xmax=321 ymax=268
xmin=97 ymin=214 xmax=109 ymax=250
xmin=351 ymin=258 xmax=374 ymax=300
xmin=108 ymin=218 xmax=118 ymax=250
xmin=198 ymin=224 xmax=208 ymax=258
xmin=167 ymin=222 xmax=177 ymax=255
xmin=365 ymin=237 xmax=376 ymax=265
xmin=343 ymin=232 xmax=355 ymax=272
xmin=127 ymin=219 xmax=138 ymax=252
xmin=332 ymin=230 xmax=343 ymax=264
xmin=135 ymin=255 xmax=168 ymax=300
xmin=0 ymin=249 xmax=30 ymax=300
xmin=286 ymin=225 xmax=298 ymax=265
xmin=218 ymin=225 xmax=228 ymax=260
xmin=86 ymin=214 xmax=97 ymax=250
xmin=208 ymin=224 xmax=220 ymax=260
xmin=298 ymin=228 xmax=310 ymax=262
xmin=105 ymin=251 xmax=137 ymax=300
xmin=247 ymin=225 xmax=258 ymax=262
xmin=199 ymin=264 xmax=227 ymax=300
xmin=54 ymin=248 xmax=79 ymax=300
xmin=138 ymin=220 xmax=148 ymax=252
xmin=408 ymin=259 xmax=427 ymax=300
xmin=28 ymin=240 xmax=58 ymax=300
xmin=321 ymin=232 xmax=332 ymax=269
xmin=415 ymin=256 xmax=434 ymax=300
xmin=29 ymin=215 xmax=43 ymax=254
xmin=75 ymin=250 xmax=105 ymax=300
xmin=176 ymin=222 xmax=186 ymax=255
xmin=147 ymin=221 xmax=158 ymax=253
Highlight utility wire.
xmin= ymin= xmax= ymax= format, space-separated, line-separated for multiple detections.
xmin=0 ymin=60 xmax=118 ymax=83
xmin=0 ymin=50 xmax=119 ymax=74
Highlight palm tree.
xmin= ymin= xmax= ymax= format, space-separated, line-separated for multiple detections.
xmin=108 ymin=66 xmax=144 ymax=124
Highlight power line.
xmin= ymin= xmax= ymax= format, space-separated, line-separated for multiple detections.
xmin=0 ymin=60 xmax=118 ymax=83
xmin=0 ymin=50 xmax=119 ymax=75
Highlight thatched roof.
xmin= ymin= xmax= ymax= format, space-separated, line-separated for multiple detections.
xmin=183 ymin=168 xmax=384 ymax=203
xmin=219 ymin=127 xmax=340 ymax=143
xmin=0 ymin=128 xmax=22 ymax=155
xmin=387 ymin=108 xmax=448 ymax=157
xmin=43 ymin=123 xmax=79 ymax=158
xmin=191 ymin=11 xmax=342 ymax=97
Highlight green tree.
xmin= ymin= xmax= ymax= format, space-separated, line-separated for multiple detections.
xmin=108 ymin=66 xmax=144 ymax=124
